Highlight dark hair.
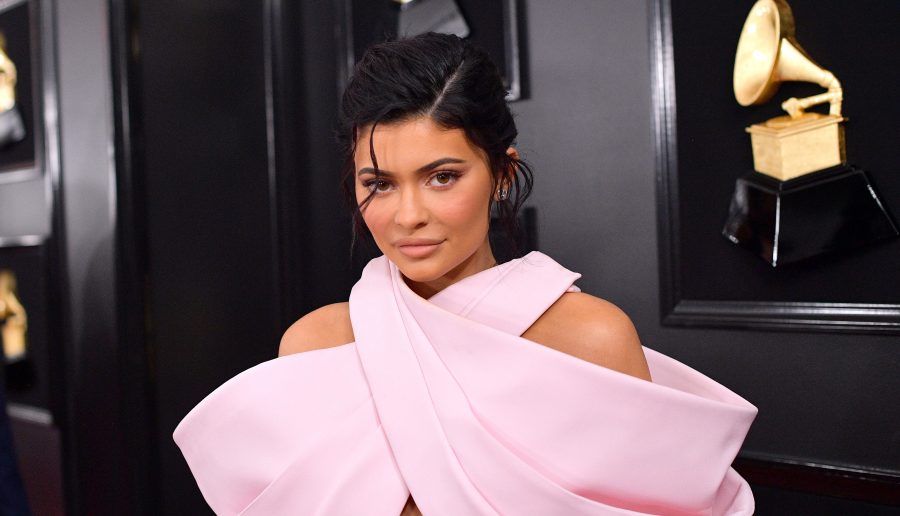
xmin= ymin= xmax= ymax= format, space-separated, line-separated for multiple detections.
xmin=337 ymin=32 xmax=534 ymax=259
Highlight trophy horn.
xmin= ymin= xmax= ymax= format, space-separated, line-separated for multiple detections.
xmin=733 ymin=0 xmax=842 ymax=118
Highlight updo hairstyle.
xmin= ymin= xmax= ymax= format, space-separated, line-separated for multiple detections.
xmin=337 ymin=32 xmax=534 ymax=257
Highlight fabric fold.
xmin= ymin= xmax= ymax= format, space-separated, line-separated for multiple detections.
xmin=174 ymin=251 xmax=757 ymax=515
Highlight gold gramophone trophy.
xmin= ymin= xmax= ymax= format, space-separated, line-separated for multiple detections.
xmin=0 ymin=270 xmax=27 ymax=364
xmin=721 ymin=0 xmax=897 ymax=266
xmin=0 ymin=32 xmax=26 ymax=148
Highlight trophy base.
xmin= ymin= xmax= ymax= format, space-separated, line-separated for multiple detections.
xmin=746 ymin=113 xmax=846 ymax=181
xmin=722 ymin=165 xmax=898 ymax=266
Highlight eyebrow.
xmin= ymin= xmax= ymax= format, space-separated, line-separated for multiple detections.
xmin=357 ymin=157 xmax=466 ymax=178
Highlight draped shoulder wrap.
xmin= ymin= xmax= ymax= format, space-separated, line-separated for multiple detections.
xmin=174 ymin=251 xmax=758 ymax=515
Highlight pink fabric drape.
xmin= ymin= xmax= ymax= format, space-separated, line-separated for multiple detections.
xmin=174 ymin=251 xmax=757 ymax=515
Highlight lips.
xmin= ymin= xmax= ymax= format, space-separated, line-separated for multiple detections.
xmin=396 ymin=238 xmax=444 ymax=258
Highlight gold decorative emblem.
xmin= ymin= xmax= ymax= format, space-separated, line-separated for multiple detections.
xmin=0 ymin=31 xmax=25 ymax=147
xmin=733 ymin=0 xmax=844 ymax=181
xmin=0 ymin=269 xmax=27 ymax=363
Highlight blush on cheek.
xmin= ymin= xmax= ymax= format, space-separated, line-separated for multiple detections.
xmin=433 ymin=190 xmax=491 ymax=254
xmin=360 ymin=204 xmax=391 ymax=246
xmin=441 ymin=182 xmax=490 ymax=224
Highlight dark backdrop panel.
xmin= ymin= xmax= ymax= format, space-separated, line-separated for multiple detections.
xmin=286 ymin=0 xmax=358 ymax=319
xmin=10 ymin=418 xmax=63 ymax=516
xmin=138 ymin=1 xmax=280 ymax=514
xmin=671 ymin=0 xmax=900 ymax=303
xmin=136 ymin=0 xmax=367 ymax=511
xmin=753 ymin=484 xmax=900 ymax=515
xmin=0 ymin=243 xmax=49 ymax=409
xmin=351 ymin=0 xmax=506 ymax=71
xmin=0 ymin=2 xmax=36 ymax=171
xmin=348 ymin=0 xmax=516 ymax=96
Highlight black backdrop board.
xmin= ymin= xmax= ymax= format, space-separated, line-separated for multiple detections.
xmin=0 ymin=0 xmax=38 ymax=181
xmin=0 ymin=239 xmax=49 ymax=412
xmin=654 ymin=0 xmax=900 ymax=333
xmin=342 ymin=0 xmax=525 ymax=100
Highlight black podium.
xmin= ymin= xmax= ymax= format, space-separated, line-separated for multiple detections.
xmin=722 ymin=165 xmax=898 ymax=266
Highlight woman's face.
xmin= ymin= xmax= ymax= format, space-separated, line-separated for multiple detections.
xmin=354 ymin=115 xmax=511 ymax=296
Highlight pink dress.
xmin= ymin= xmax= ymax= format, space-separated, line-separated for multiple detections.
xmin=173 ymin=251 xmax=758 ymax=515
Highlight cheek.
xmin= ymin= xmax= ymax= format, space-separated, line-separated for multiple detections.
xmin=436 ymin=183 xmax=491 ymax=230
xmin=356 ymin=191 xmax=390 ymax=237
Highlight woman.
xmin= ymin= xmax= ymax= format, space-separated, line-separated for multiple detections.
xmin=174 ymin=32 xmax=757 ymax=515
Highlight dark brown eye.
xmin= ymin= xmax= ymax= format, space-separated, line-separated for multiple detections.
xmin=363 ymin=179 xmax=393 ymax=194
xmin=430 ymin=172 xmax=459 ymax=187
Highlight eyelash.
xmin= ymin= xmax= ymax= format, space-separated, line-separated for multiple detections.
xmin=362 ymin=171 xmax=461 ymax=194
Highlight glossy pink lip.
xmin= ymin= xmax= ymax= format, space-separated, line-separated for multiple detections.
xmin=396 ymin=238 xmax=444 ymax=258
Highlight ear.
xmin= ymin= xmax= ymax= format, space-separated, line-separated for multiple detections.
xmin=494 ymin=146 xmax=520 ymax=201
xmin=503 ymin=146 xmax=519 ymax=184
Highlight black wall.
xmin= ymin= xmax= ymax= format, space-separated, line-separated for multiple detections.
xmin=133 ymin=0 xmax=359 ymax=513
xmin=136 ymin=1 xmax=279 ymax=514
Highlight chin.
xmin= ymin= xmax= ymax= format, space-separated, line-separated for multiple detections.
xmin=393 ymin=239 xmax=489 ymax=280
xmin=392 ymin=258 xmax=446 ymax=283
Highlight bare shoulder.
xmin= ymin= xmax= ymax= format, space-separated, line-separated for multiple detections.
xmin=522 ymin=292 xmax=652 ymax=381
xmin=278 ymin=302 xmax=356 ymax=357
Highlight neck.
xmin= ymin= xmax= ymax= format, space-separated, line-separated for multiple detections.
xmin=403 ymin=239 xmax=497 ymax=300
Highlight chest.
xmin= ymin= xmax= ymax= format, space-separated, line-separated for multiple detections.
xmin=400 ymin=495 xmax=422 ymax=516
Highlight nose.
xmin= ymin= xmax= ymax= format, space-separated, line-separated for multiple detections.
xmin=393 ymin=187 xmax=428 ymax=229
